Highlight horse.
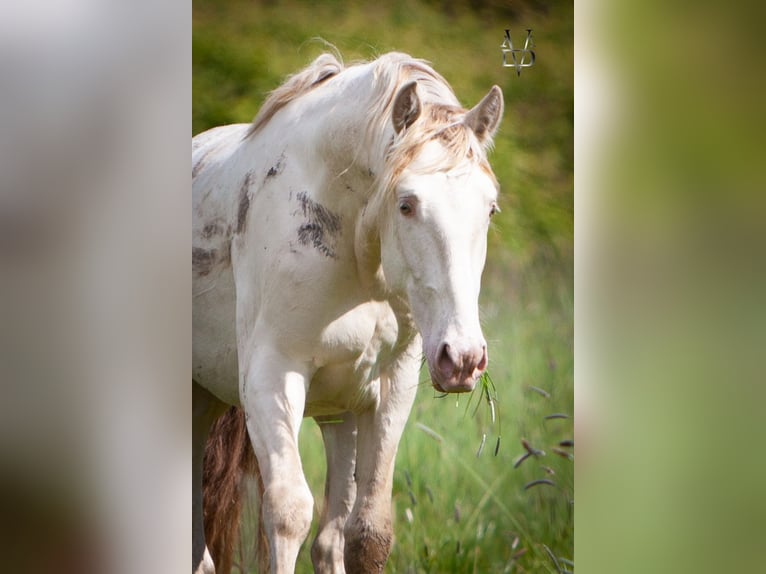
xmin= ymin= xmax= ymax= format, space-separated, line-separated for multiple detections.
xmin=192 ymin=52 xmax=504 ymax=574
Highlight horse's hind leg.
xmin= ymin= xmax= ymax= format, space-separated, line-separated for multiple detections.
xmin=240 ymin=345 xmax=314 ymax=574
xmin=193 ymin=381 xmax=226 ymax=573
xmin=311 ymin=413 xmax=357 ymax=574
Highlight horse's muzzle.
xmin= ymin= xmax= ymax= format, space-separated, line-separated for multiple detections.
xmin=430 ymin=341 xmax=488 ymax=393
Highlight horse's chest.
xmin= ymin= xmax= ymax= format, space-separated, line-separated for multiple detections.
xmin=304 ymin=302 xmax=401 ymax=417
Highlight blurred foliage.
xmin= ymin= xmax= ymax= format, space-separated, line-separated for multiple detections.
xmin=577 ymin=2 xmax=766 ymax=574
xmin=194 ymin=0 xmax=572 ymax=571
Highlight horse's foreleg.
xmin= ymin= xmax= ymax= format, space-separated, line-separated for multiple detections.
xmin=343 ymin=361 xmax=419 ymax=574
xmin=240 ymin=346 xmax=314 ymax=574
xmin=311 ymin=413 xmax=358 ymax=574
xmin=193 ymin=382 xmax=226 ymax=574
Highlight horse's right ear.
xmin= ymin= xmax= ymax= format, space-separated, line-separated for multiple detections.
xmin=464 ymin=85 xmax=504 ymax=144
xmin=392 ymin=81 xmax=421 ymax=133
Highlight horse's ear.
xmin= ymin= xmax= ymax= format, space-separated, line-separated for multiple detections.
xmin=464 ymin=85 xmax=504 ymax=144
xmin=392 ymin=81 xmax=421 ymax=134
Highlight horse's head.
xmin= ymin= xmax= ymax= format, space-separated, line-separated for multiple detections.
xmin=380 ymin=82 xmax=504 ymax=393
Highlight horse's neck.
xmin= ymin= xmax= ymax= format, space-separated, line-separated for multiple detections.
xmin=311 ymin=66 xmax=390 ymax=176
xmin=277 ymin=68 xmax=393 ymax=297
xmin=242 ymin=66 xmax=397 ymax=305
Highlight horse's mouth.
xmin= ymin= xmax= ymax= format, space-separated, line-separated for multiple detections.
xmin=431 ymin=375 xmax=478 ymax=394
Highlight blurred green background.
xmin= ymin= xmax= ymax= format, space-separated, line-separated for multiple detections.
xmin=193 ymin=0 xmax=573 ymax=571
xmin=575 ymin=2 xmax=766 ymax=574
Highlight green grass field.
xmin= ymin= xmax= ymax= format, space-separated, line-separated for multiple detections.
xmin=194 ymin=0 xmax=573 ymax=571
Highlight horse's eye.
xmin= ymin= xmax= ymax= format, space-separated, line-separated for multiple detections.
xmin=399 ymin=201 xmax=414 ymax=217
xmin=489 ymin=202 xmax=501 ymax=217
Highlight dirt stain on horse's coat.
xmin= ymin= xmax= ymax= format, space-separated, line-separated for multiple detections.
xmin=344 ymin=520 xmax=393 ymax=574
xmin=237 ymin=172 xmax=255 ymax=234
xmin=201 ymin=221 xmax=225 ymax=239
xmin=294 ymin=191 xmax=342 ymax=259
xmin=192 ymin=248 xmax=218 ymax=276
xmin=265 ymin=153 xmax=286 ymax=180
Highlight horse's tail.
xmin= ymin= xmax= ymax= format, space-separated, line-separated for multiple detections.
xmin=202 ymin=406 xmax=265 ymax=573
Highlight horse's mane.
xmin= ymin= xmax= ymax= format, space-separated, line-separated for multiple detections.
xmin=246 ymin=52 xmax=496 ymax=191
xmin=245 ymin=53 xmax=343 ymax=138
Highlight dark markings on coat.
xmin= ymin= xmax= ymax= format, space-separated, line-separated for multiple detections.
xmin=265 ymin=152 xmax=286 ymax=180
xmin=192 ymin=248 xmax=217 ymax=277
xmin=237 ymin=172 xmax=254 ymax=234
xmin=295 ymin=191 xmax=342 ymax=259
xmin=193 ymin=243 xmax=231 ymax=276
xmin=344 ymin=518 xmax=393 ymax=574
xmin=201 ymin=221 xmax=225 ymax=239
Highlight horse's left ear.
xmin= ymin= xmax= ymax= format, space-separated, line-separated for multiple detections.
xmin=392 ymin=81 xmax=422 ymax=134
xmin=464 ymin=85 xmax=504 ymax=144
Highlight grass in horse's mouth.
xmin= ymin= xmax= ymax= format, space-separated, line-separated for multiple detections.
xmin=423 ymin=353 xmax=502 ymax=456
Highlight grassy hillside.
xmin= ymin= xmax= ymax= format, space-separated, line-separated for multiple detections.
xmin=194 ymin=0 xmax=573 ymax=571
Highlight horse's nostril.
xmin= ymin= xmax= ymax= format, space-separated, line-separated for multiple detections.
xmin=436 ymin=342 xmax=487 ymax=386
xmin=476 ymin=346 xmax=488 ymax=373
xmin=437 ymin=342 xmax=455 ymax=374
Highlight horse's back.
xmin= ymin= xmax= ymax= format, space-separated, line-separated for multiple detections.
xmin=192 ymin=124 xmax=250 ymax=405
xmin=193 ymin=123 xmax=251 ymax=239
xmin=193 ymin=124 xmax=249 ymax=171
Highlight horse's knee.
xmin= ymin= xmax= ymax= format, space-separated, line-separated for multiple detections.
xmin=262 ymin=481 xmax=314 ymax=542
xmin=343 ymin=517 xmax=393 ymax=574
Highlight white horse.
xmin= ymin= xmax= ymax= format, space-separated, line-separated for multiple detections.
xmin=192 ymin=52 xmax=503 ymax=574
